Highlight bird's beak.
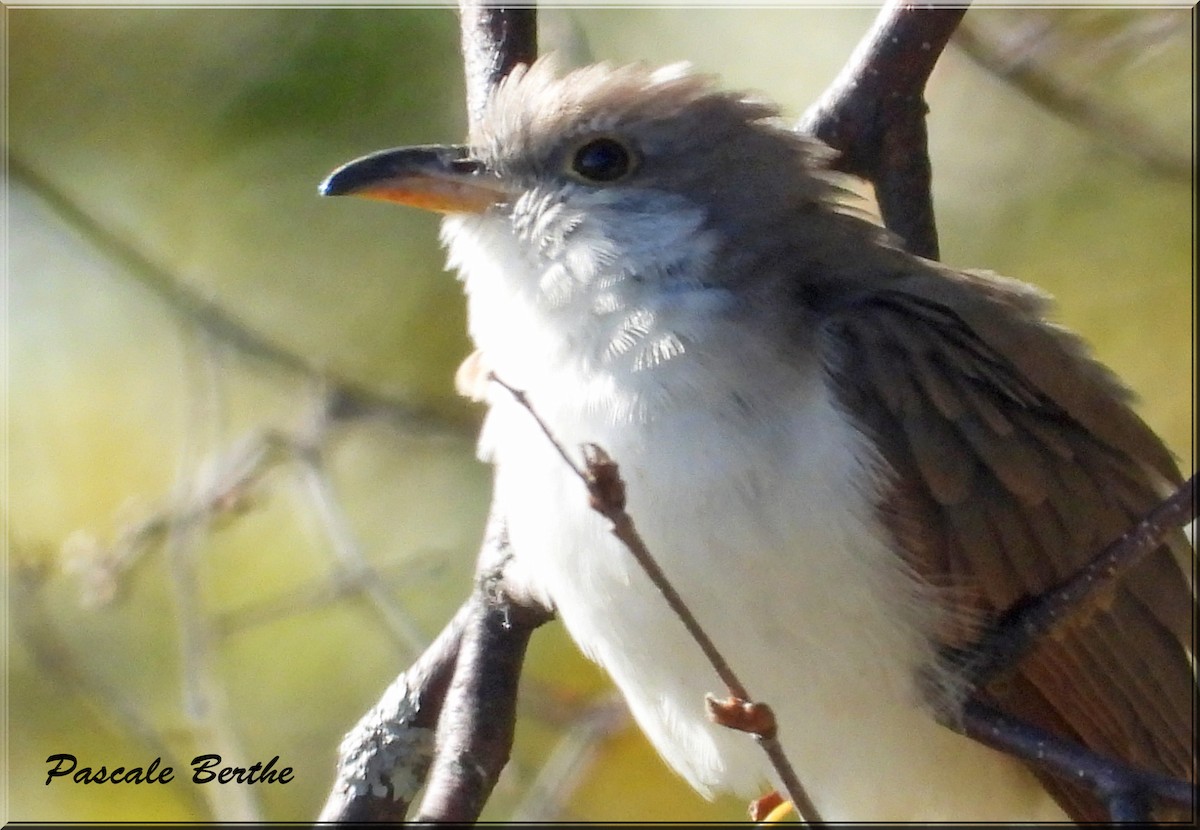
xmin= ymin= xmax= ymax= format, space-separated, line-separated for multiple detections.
xmin=319 ymin=144 xmax=511 ymax=214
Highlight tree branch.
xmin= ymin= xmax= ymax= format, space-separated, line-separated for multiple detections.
xmin=413 ymin=539 xmax=553 ymax=822
xmin=929 ymin=479 xmax=1197 ymax=820
xmin=799 ymin=2 xmax=969 ymax=260
xmin=956 ymin=700 xmax=1195 ymax=819
xmin=321 ymin=10 xmax=546 ymax=821
xmin=318 ymin=600 xmax=471 ymax=823
xmin=459 ymin=3 xmax=538 ymax=132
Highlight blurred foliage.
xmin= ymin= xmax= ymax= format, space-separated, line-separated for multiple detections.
xmin=3 ymin=6 xmax=1193 ymax=823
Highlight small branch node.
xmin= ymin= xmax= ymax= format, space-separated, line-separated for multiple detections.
xmin=706 ymin=695 xmax=778 ymax=741
xmin=581 ymin=443 xmax=627 ymax=513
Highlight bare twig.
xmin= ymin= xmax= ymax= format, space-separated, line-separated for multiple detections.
xmin=61 ymin=431 xmax=286 ymax=606
xmin=164 ymin=475 xmax=262 ymax=821
xmin=293 ymin=440 xmax=429 ymax=656
xmin=488 ymin=373 xmax=824 ymax=825
xmin=154 ymin=324 xmax=261 ymax=822
xmin=799 ymin=2 xmax=969 ymax=260
xmin=953 ymin=18 xmax=1190 ymax=182
xmin=214 ymin=552 xmax=450 ymax=637
xmin=936 ymin=477 xmax=1198 ymax=818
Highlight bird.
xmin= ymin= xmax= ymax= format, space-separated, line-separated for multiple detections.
xmin=320 ymin=58 xmax=1195 ymax=822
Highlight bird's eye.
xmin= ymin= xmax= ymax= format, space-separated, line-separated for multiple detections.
xmin=569 ymin=137 xmax=637 ymax=183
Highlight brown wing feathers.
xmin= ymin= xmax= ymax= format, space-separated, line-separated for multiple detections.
xmin=822 ymin=271 xmax=1196 ymax=821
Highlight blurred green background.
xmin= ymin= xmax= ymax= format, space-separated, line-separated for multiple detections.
xmin=4 ymin=6 xmax=1193 ymax=822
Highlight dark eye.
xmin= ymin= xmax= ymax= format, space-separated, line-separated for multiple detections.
xmin=570 ymin=137 xmax=636 ymax=183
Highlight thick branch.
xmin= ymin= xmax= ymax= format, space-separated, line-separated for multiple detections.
xmin=799 ymin=3 xmax=969 ymax=260
xmin=459 ymin=3 xmax=538 ymax=132
xmin=374 ymin=6 xmax=549 ymax=824
xmin=317 ymin=601 xmax=470 ymax=822
xmin=318 ymin=502 xmax=551 ymax=824
xmin=413 ymin=571 xmax=552 ymax=822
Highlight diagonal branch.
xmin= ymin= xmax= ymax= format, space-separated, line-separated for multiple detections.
xmin=933 ymin=480 xmax=1197 ymax=821
xmin=955 ymin=700 xmax=1195 ymax=818
xmin=949 ymin=475 xmax=1197 ymax=691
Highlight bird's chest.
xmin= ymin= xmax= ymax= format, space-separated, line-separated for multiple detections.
xmin=480 ymin=361 xmax=944 ymax=795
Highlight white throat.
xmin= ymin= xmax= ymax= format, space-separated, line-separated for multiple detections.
xmin=442 ymin=195 xmax=725 ymax=406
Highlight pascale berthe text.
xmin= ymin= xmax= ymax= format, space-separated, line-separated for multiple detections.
xmin=44 ymin=753 xmax=293 ymax=785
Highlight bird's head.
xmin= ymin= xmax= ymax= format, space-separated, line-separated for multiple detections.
xmin=321 ymin=58 xmax=855 ymax=388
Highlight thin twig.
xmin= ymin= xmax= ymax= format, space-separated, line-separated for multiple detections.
xmin=213 ymin=552 xmax=449 ymax=637
xmin=62 ymin=431 xmax=286 ymax=606
xmin=164 ymin=481 xmax=262 ymax=821
xmin=165 ymin=324 xmax=261 ymax=822
xmin=292 ymin=440 xmax=429 ymax=656
xmin=488 ymin=373 xmax=824 ymax=825
xmin=486 ymin=375 xmax=749 ymax=700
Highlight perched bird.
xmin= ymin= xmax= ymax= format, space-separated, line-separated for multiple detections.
xmin=321 ymin=59 xmax=1195 ymax=822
